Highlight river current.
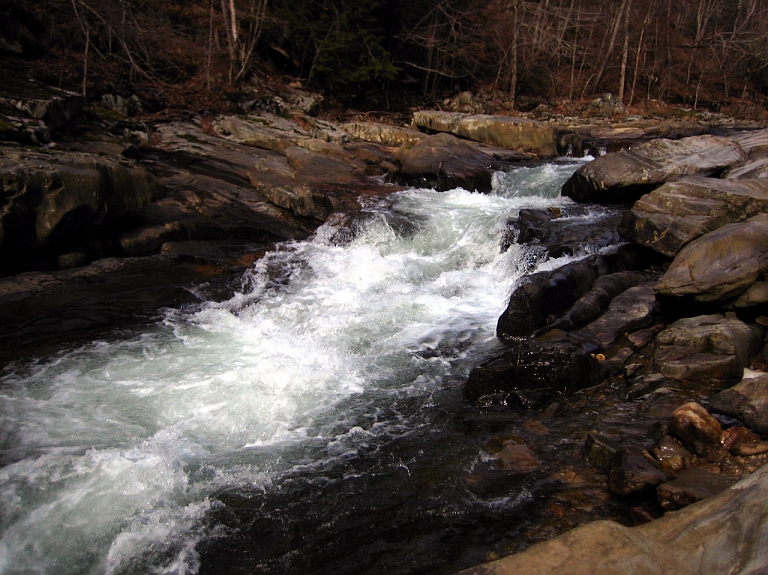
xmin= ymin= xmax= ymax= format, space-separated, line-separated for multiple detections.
xmin=0 ymin=160 xmax=601 ymax=575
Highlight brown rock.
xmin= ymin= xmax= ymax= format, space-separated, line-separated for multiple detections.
xmin=497 ymin=443 xmax=540 ymax=473
xmin=562 ymin=135 xmax=746 ymax=204
xmin=720 ymin=426 xmax=761 ymax=453
xmin=651 ymin=435 xmax=692 ymax=472
xmin=668 ymin=402 xmax=722 ymax=451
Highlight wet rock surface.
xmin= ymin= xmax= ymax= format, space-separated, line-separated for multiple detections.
xmin=710 ymin=374 xmax=768 ymax=435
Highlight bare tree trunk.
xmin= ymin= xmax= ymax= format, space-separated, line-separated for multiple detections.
xmin=618 ymin=0 xmax=632 ymax=102
xmin=509 ymin=0 xmax=519 ymax=109
xmin=594 ymin=0 xmax=629 ymax=93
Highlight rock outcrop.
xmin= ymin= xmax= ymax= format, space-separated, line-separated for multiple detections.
xmin=412 ymin=111 xmax=566 ymax=157
xmin=621 ymin=176 xmax=768 ymax=257
xmin=562 ymin=135 xmax=746 ymax=204
xmin=456 ymin=463 xmax=768 ymax=575
xmin=656 ymin=213 xmax=768 ymax=306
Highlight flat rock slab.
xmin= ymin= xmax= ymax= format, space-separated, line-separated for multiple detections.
xmin=562 ymin=135 xmax=746 ymax=204
xmin=656 ymin=213 xmax=768 ymax=306
xmin=622 ymin=176 xmax=768 ymax=257
xmin=412 ymin=111 xmax=564 ymax=157
xmin=653 ymin=314 xmax=763 ymax=384
xmin=341 ymin=121 xmax=426 ymax=146
xmin=710 ymin=373 xmax=768 ymax=435
xmin=657 ymin=467 xmax=738 ymax=511
xmin=456 ymin=463 xmax=768 ymax=575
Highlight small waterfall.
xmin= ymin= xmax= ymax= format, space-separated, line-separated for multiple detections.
xmin=0 ymin=160 xmax=592 ymax=575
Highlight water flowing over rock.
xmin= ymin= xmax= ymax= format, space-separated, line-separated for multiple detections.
xmin=653 ymin=315 xmax=763 ymax=384
xmin=412 ymin=111 xmax=566 ymax=157
xmin=656 ymin=213 xmax=768 ymax=306
xmin=562 ymin=135 xmax=746 ymax=204
xmin=397 ymin=132 xmax=498 ymax=192
xmin=710 ymin=373 xmax=768 ymax=435
xmin=456 ymin=463 xmax=768 ymax=575
xmin=621 ymin=176 xmax=768 ymax=257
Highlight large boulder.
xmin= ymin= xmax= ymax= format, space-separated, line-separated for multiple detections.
xmin=653 ymin=315 xmax=763 ymax=384
xmin=497 ymin=246 xmax=649 ymax=339
xmin=397 ymin=132 xmax=497 ymax=192
xmin=710 ymin=373 xmax=768 ymax=435
xmin=412 ymin=111 xmax=566 ymax=157
xmin=621 ymin=176 xmax=768 ymax=257
xmin=656 ymin=213 xmax=768 ymax=306
xmin=0 ymin=149 xmax=163 ymax=270
xmin=456 ymin=463 xmax=768 ymax=575
xmin=562 ymin=135 xmax=746 ymax=204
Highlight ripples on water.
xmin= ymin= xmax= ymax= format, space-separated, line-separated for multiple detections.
xmin=0 ymin=160 xmax=598 ymax=575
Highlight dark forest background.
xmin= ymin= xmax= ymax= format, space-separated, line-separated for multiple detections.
xmin=2 ymin=0 xmax=768 ymax=115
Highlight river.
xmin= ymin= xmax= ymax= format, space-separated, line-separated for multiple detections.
xmin=0 ymin=159 xmax=615 ymax=575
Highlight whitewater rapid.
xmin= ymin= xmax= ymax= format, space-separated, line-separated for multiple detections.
xmin=0 ymin=161 xmax=592 ymax=575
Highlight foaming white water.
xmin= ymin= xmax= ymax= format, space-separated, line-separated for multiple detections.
xmin=0 ymin=160 xmax=586 ymax=574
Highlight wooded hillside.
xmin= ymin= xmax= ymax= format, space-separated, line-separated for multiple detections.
xmin=2 ymin=0 xmax=767 ymax=114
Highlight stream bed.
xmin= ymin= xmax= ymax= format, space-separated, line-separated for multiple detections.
xmin=0 ymin=159 xmax=660 ymax=575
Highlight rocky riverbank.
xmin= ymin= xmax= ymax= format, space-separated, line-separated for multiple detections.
xmin=3 ymin=72 xmax=768 ymax=573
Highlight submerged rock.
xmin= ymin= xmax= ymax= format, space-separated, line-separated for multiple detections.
xmin=465 ymin=332 xmax=602 ymax=401
xmin=622 ymin=176 xmax=768 ymax=258
xmin=656 ymin=213 xmax=768 ymax=307
xmin=653 ymin=315 xmax=763 ymax=384
xmin=562 ymin=135 xmax=746 ymax=204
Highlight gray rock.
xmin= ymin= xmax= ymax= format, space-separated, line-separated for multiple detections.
xmin=412 ymin=111 xmax=565 ymax=156
xmin=456 ymin=463 xmax=768 ymax=575
xmin=653 ymin=315 xmax=763 ymax=384
xmin=657 ymin=466 xmax=737 ymax=511
xmin=497 ymin=246 xmax=649 ymax=339
xmin=562 ymin=135 xmax=746 ymax=204
xmin=577 ymin=282 xmax=659 ymax=347
xmin=710 ymin=373 xmax=768 ymax=435
xmin=656 ymin=213 xmax=768 ymax=306
xmin=398 ymin=132 xmax=497 ymax=192
xmin=622 ymin=176 xmax=768 ymax=257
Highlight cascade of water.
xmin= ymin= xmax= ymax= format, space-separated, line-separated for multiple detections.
xmin=0 ymin=160 xmax=590 ymax=575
